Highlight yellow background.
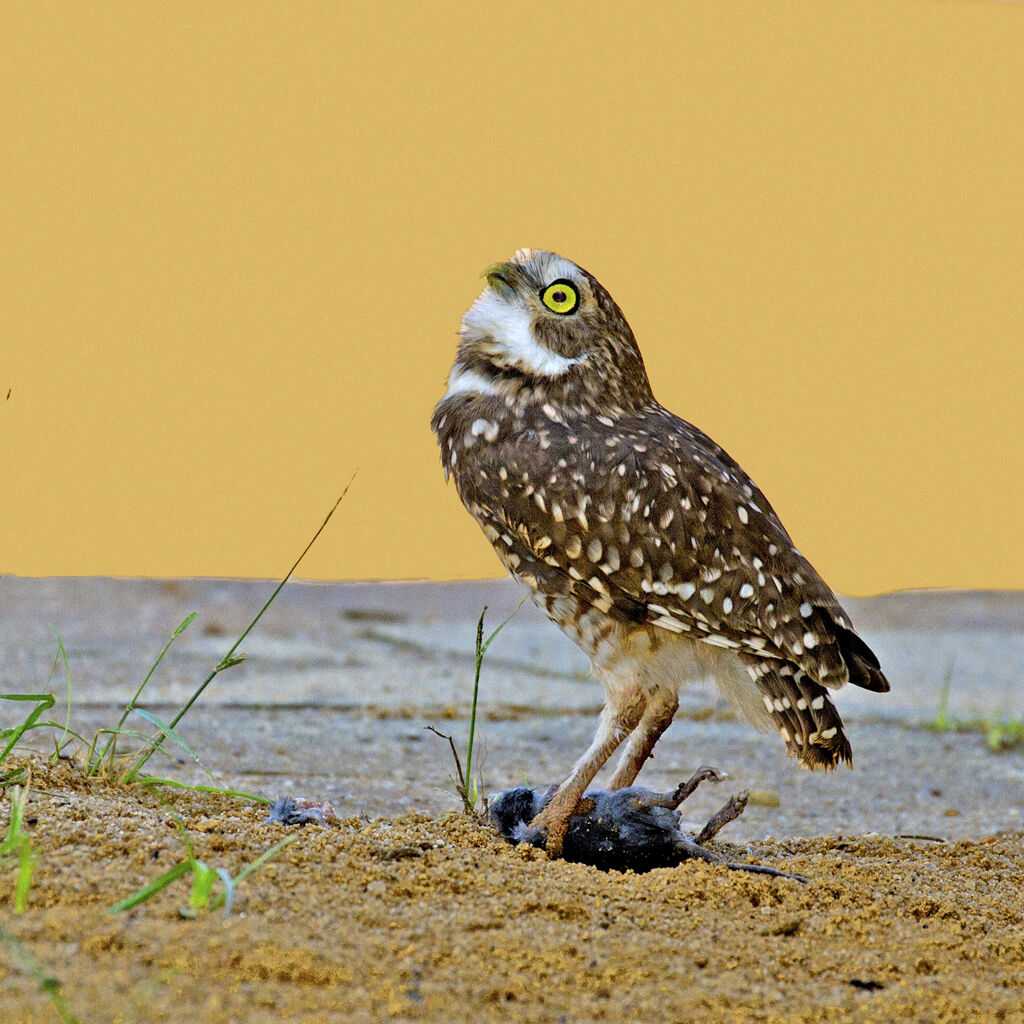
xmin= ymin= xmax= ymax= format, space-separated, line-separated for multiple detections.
xmin=2 ymin=1 xmax=1022 ymax=594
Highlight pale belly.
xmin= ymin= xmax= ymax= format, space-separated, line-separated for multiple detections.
xmin=521 ymin=583 xmax=774 ymax=734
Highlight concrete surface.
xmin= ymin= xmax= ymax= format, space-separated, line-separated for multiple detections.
xmin=1 ymin=576 xmax=1022 ymax=841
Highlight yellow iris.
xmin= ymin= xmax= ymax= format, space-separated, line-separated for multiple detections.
xmin=541 ymin=280 xmax=579 ymax=315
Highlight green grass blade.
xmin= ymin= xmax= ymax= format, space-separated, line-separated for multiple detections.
xmin=89 ymin=611 xmax=198 ymax=776
xmin=47 ymin=627 xmax=74 ymax=760
xmin=0 ymin=767 xmax=27 ymax=787
xmin=0 ymin=694 xmax=55 ymax=764
xmin=134 ymin=775 xmax=270 ymax=803
xmin=463 ymin=597 xmax=527 ymax=811
xmin=173 ymin=612 xmax=198 ymax=637
xmin=14 ymin=837 xmax=36 ymax=913
xmin=0 ymin=785 xmax=28 ymax=857
xmin=463 ymin=607 xmax=488 ymax=810
xmin=129 ymin=710 xmax=202 ymax=763
xmin=478 ymin=595 xmax=529 ymax=658
xmin=188 ymin=860 xmax=217 ymax=911
xmin=926 ymin=663 xmax=955 ymax=732
xmin=168 ymin=813 xmax=198 ymax=864
xmin=1 ymin=719 xmax=83 ymax=749
xmin=214 ymin=867 xmax=236 ymax=919
xmin=108 ymin=860 xmax=192 ymax=913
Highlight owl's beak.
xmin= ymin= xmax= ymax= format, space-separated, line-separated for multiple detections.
xmin=482 ymin=262 xmax=517 ymax=299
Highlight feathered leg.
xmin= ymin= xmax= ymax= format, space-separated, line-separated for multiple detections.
xmin=607 ymin=687 xmax=679 ymax=790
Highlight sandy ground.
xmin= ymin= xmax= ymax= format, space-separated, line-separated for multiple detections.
xmin=1 ymin=577 xmax=1023 ymax=1022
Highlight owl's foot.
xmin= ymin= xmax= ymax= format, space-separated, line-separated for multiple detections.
xmin=525 ymin=786 xmax=579 ymax=859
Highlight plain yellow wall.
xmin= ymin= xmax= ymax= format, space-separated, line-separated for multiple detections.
xmin=2 ymin=1 xmax=1022 ymax=594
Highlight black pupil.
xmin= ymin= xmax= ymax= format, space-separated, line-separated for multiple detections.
xmin=552 ymin=290 xmax=566 ymax=303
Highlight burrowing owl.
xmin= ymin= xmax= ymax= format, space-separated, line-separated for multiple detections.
xmin=431 ymin=249 xmax=889 ymax=856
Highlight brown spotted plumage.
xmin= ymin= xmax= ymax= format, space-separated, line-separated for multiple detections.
xmin=431 ymin=249 xmax=889 ymax=855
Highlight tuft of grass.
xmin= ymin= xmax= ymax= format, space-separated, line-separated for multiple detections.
xmin=85 ymin=611 xmax=199 ymax=777
xmin=982 ymin=718 xmax=1024 ymax=753
xmin=0 ymin=630 xmax=78 ymax=776
xmin=428 ymin=598 xmax=526 ymax=813
xmin=2 ymin=477 xmax=355 ymax=795
xmin=925 ymin=665 xmax=1024 ymax=753
xmin=123 ymin=477 xmax=356 ymax=782
xmin=0 ymin=482 xmax=354 ymax=1016
xmin=927 ymin=666 xmax=955 ymax=733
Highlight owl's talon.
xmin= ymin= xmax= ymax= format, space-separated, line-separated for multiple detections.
xmin=527 ymin=803 xmax=573 ymax=860
xmin=543 ymin=831 xmax=564 ymax=860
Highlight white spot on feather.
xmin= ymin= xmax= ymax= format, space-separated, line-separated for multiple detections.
xmin=701 ymin=634 xmax=740 ymax=649
xmin=469 ymin=418 xmax=499 ymax=442
xmin=652 ymin=615 xmax=686 ymax=633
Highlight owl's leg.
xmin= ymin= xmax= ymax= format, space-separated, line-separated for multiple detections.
xmin=528 ymin=690 xmax=645 ymax=858
xmin=606 ymin=687 xmax=679 ymax=790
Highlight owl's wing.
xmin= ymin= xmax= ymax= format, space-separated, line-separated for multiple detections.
xmin=462 ymin=409 xmax=886 ymax=696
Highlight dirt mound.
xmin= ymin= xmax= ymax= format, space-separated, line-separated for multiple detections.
xmin=2 ymin=756 xmax=1022 ymax=1022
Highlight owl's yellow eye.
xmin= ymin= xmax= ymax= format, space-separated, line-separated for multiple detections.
xmin=540 ymin=279 xmax=580 ymax=315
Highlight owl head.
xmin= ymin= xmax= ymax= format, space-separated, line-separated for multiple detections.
xmin=453 ymin=249 xmax=654 ymax=413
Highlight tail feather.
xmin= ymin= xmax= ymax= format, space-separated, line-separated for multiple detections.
xmin=836 ymin=624 xmax=890 ymax=693
xmin=753 ymin=665 xmax=853 ymax=770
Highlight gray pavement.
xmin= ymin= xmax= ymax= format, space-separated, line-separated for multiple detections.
xmin=1 ymin=576 xmax=1022 ymax=841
